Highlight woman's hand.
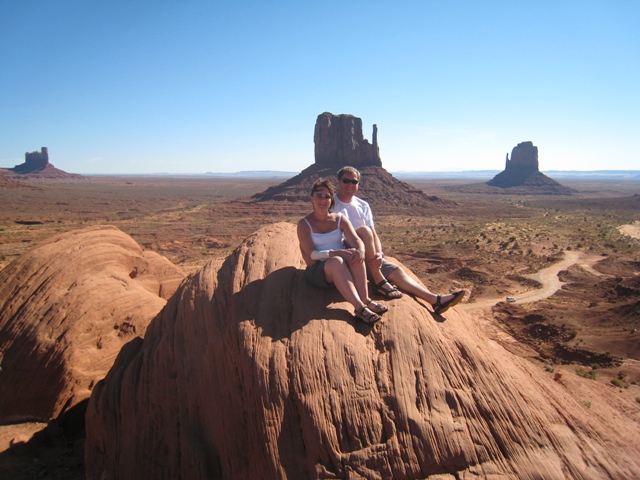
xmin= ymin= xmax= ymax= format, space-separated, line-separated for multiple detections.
xmin=332 ymin=248 xmax=364 ymax=265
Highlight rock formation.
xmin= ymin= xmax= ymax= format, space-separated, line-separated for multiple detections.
xmin=85 ymin=222 xmax=640 ymax=479
xmin=5 ymin=147 xmax=80 ymax=178
xmin=253 ymin=113 xmax=452 ymax=212
xmin=0 ymin=225 xmax=185 ymax=422
xmin=314 ymin=112 xmax=382 ymax=167
xmin=486 ymin=141 xmax=573 ymax=193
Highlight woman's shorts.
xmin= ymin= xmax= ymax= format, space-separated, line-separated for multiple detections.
xmin=304 ymin=261 xmax=334 ymax=289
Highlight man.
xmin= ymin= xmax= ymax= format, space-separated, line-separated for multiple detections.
xmin=333 ymin=166 xmax=465 ymax=314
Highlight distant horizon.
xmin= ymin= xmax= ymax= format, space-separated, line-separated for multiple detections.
xmin=1 ymin=2 xmax=638 ymax=174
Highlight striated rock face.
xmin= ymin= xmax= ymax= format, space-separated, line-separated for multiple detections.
xmin=314 ymin=112 xmax=382 ymax=167
xmin=487 ymin=141 xmax=572 ymax=193
xmin=0 ymin=226 xmax=185 ymax=422
xmin=85 ymin=222 xmax=640 ymax=479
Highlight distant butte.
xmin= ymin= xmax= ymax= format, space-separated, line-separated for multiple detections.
xmin=252 ymin=112 xmax=453 ymax=212
xmin=448 ymin=141 xmax=574 ymax=195
xmin=486 ymin=141 xmax=573 ymax=193
xmin=3 ymin=147 xmax=81 ymax=179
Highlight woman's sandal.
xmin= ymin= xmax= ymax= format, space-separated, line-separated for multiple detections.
xmin=355 ymin=305 xmax=382 ymax=325
xmin=374 ymin=279 xmax=403 ymax=300
xmin=432 ymin=290 xmax=465 ymax=315
xmin=366 ymin=300 xmax=388 ymax=314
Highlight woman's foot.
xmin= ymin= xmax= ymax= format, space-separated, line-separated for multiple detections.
xmin=432 ymin=290 xmax=465 ymax=314
xmin=374 ymin=279 xmax=403 ymax=299
xmin=355 ymin=305 xmax=382 ymax=325
xmin=366 ymin=299 xmax=388 ymax=314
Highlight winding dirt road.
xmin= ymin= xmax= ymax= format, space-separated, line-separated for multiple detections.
xmin=460 ymin=251 xmax=604 ymax=311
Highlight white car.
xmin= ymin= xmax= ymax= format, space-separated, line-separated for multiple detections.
xmin=506 ymin=297 xmax=516 ymax=303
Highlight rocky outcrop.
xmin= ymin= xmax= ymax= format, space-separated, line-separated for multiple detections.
xmin=5 ymin=147 xmax=80 ymax=178
xmin=0 ymin=226 xmax=185 ymax=422
xmin=85 ymin=222 xmax=640 ymax=479
xmin=252 ymin=164 xmax=452 ymax=213
xmin=314 ymin=113 xmax=381 ymax=167
xmin=253 ymin=113 xmax=452 ymax=212
xmin=486 ymin=142 xmax=573 ymax=193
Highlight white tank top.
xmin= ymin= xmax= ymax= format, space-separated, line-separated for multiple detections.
xmin=303 ymin=216 xmax=345 ymax=251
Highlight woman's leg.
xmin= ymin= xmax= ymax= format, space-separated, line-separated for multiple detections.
xmin=323 ymin=257 xmax=366 ymax=311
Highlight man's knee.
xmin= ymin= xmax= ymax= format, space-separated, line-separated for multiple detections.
xmin=356 ymin=225 xmax=373 ymax=241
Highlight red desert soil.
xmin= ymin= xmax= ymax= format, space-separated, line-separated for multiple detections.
xmin=0 ymin=175 xmax=639 ymax=478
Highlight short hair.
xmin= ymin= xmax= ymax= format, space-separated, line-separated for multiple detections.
xmin=337 ymin=166 xmax=361 ymax=181
xmin=310 ymin=178 xmax=336 ymax=210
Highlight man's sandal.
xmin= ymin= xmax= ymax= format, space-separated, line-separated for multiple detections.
xmin=374 ymin=279 xmax=403 ymax=299
xmin=366 ymin=300 xmax=388 ymax=314
xmin=432 ymin=290 xmax=465 ymax=315
xmin=355 ymin=305 xmax=382 ymax=325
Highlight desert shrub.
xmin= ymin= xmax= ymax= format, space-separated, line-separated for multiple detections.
xmin=575 ymin=367 xmax=597 ymax=380
xmin=581 ymin=400 xmax=591 ymax=408
xmin=610 ymin=377 xmax=625 ymax=388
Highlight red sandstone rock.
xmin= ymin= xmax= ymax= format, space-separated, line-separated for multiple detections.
xmin=0 ymin=225 xmax=185 ymax=422
xmin=85 ymin=222 xmax=640 ymax=479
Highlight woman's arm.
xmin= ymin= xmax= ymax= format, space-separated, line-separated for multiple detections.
xmin=297 ymin=219 xmax=317 ymax=266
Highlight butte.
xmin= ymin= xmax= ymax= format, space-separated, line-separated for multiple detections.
xmin=251 ymin=112 xmax=453 ymax=213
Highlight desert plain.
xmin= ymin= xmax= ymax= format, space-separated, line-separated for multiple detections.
xmin=0 ymin=173 xmax=639 ymax=478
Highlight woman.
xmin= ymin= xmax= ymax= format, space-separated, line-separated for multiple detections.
xmin=297 ymin=179 xmax=387 ymax=324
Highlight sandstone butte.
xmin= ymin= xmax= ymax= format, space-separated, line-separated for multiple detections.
xmin=84 ymin=222 xmax=640 ymax=479
xmin=0 ymin=225 xmax=185 ymax=422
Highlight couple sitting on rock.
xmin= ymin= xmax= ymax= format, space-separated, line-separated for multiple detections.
xmin=297 ymin=166 xmax=465 ymax=324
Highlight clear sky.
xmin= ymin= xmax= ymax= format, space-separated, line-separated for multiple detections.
xmin=1 ymin=1 xmax=638 ymax=174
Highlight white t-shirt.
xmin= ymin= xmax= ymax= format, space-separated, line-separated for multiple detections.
xmin=333 ymin=195 xmax=374 ymax=230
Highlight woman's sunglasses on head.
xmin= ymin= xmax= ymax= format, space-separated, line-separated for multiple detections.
xmin=313 ymin=193 xmax=332 ymax=199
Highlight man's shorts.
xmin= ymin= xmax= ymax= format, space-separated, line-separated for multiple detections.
xmin=378 ymin=258 xmax=401 ymax=279
xmin=304 ymin=261 xmax=334 ymax=289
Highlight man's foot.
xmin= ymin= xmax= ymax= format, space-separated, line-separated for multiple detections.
xmin=366 ymin=300 xmax=388 ymax=314
xmin=432 ymin=290 xmax=465 ymax=315
xmin=354 ymin=306 xmax=382 ymax=325
xmin=374 ymin=279 xmax=403 ymax=299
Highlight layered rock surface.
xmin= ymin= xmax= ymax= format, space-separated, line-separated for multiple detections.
xmin=0 ymin=225 xmax=185 ymax=421
xmin=85 ymin=222 xmax=640 ymax=479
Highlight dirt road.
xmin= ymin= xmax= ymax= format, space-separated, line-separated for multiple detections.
xmin=460 ymin=251 xmax=604 ymax=311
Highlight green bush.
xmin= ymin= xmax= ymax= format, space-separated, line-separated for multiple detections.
xmin=575 ymin=367 xmax=597 ymax=380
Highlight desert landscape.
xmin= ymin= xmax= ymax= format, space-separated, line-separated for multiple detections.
xmin=1 ymin=168 xmax=639 ymax=478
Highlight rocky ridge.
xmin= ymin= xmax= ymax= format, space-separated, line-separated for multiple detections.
xmin=84 ymin=222 xmax=640 ymax=479
xmin=0 ymin=226 xmax=185 ymax=422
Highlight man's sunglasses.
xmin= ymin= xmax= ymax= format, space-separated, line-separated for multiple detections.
xmin=341 ymin=178 xmax=359 ymax=185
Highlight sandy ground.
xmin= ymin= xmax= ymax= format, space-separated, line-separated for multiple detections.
xmin=619 ymin=221 xmax=640 ymax=239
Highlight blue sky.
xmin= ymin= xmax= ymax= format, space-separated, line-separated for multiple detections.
xmin=1 ymin=1 xmax=638 ymax=174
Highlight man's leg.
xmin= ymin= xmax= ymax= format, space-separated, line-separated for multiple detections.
xmin=354 ymin=226 xmax=385 ymax=284
xmin=355 ymin=226 xmax=402 ymax=299
xmin=386 ymin=265 xmax=462 ymax=308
